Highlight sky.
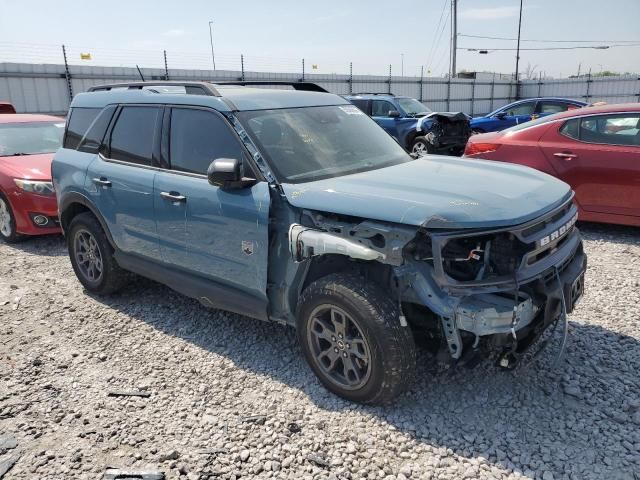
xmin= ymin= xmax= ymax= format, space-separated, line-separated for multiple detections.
xmin=0 ymin=0 xmax=639 ymax=78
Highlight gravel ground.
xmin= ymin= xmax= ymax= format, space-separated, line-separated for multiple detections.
xmin=1 ymin=223 xmax=639 ymax=480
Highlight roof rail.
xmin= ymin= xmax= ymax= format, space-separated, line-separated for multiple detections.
xmin=87 ymin=81 xmax=221 ymax=96
xmin=349 ymin=92 xmax=396 ymax=97
xmin=213 ymin=81 xmax=328 ymax=93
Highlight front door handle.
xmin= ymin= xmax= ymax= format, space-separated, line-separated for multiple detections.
xmin=160 ymin=191 xmax=187 ymax=203
xmin=553 ymin=152 xmax=577 ymax=160
xmin=92 ymin=177 xmax=112 ymax=187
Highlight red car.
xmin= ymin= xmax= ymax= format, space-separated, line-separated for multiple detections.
xmin=464 ymin=103 xmax=640 ymax=227
xmin=0 ymin=114 xmax=65 ymax=242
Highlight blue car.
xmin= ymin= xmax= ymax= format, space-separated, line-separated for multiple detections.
xmin=52 ymin=81 xmax=586 ymax=404
xmin=470 ymin=97 xmax=587 ymax=133
xmin=344 ymin=93 xmax=471 ymax=156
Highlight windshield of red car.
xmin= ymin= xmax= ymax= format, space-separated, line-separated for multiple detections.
xmin=237 ymin=105 xmax=412 ymax=183
xmin=0 ymin=121 xmax=65 ymax=157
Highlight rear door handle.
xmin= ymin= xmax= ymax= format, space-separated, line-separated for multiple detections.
xmin=160 ymin=191 xmax=187 ymax=203
xmin=92 ymin=177 xmax=112 ymax=187
xmin=553 ymin=152 xmax=577 ymax=160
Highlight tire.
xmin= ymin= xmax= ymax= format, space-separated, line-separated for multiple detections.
xmin=410 ymin=136 xmax=433 ymax=156
xmin=0 ymin=193 xmax=24 ymax=243
xmin=297 ymin=273 xmax=416 ymax=405
xmin=67 ymin=212 xmax=127 ymax=295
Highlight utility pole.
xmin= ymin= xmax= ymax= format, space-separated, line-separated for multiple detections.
xmin=401 ymin=53 xmax=404 ymax=77
xmin=514 ymin=0 xmax=523 ymax=98
xmin=208 ymin=21 xmax=216 ymax=71
xmin=450 ymin=0 xmax=457 ymax=78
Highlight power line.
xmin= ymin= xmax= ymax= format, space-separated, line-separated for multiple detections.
xmin=429 ymin=5 xmax=451 ymax=73
xmin=425 ymin=0 xmax=448 ymax=71
xmin=459 ymin=33 xmax=640 ymax=43
xmin=464 ymin=43 xmax=640 ymax=51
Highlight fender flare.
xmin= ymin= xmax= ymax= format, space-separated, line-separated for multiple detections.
xmin=59 ymin=192 xmax=116 ymax=248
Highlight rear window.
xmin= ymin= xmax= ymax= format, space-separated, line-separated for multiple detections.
xmin=109 ymin=106 xmax=160 ymax=166
xmin=502 ymin=113 xmax=562 ymax=133
xmin=64 ymin=107 xmax=101 ymax=149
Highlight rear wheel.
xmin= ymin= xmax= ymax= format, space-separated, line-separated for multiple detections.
xmin=0 ymin=194 xmax=23 ymax=243
xmin=67 ymin=212 xmax=127 ymax=295
xmin=411 ymin=136 xmax=433 ymax=156
xmin=297 ymin=273 xmax=416 ymax=405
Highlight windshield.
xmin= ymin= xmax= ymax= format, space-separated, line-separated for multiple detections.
xmin=237 ymin=105 xmax=412 ymax=183
xmin=396 ymin=98 xmax=431 ymax=116
xmin=0 ymin=121 xmax=64 ymax=157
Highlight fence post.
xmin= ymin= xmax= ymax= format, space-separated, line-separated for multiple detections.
xmin=419 ymin=65 xmax=424 ymax=102
xmin=349 ymin=62 xmax=353 ymax=94
xmin=388 ymin=64 xmax=392 ymax=94
xmin=163 ymin=50 xmax=169 ymax=80
xmin=537 ymin=72 xmax=542 ymax=97
xmin=240 ymin=54 xmax=245 ymax=81
xmin=301 ymin=58 xmax=305 ymax=81
xmin=61 ymin=44 xmax=73 ymax=102
xmin=470 ymin=78 xmax=476 ymax=116
xmin=446 ymin=75 xmax=451 ymax=111
xmin=489 ymin=73 xmax=495 ymax=112
xmin=585 ymin=69 xmax=592 ymax=103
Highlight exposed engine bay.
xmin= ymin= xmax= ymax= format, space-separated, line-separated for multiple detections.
xmin=416 ymin=112 xmax=472 ymax=156
xmin=285 ymin=198 xmax=585 ymax=367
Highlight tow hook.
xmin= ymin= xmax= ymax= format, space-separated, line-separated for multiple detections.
xmin=497 ymin=350 xmax=519 ymax=370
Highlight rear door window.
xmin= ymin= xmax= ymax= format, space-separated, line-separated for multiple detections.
xmin=169 ymin=108 xmax=243 ymax=175
xmin=371 ymin=100 xmax=396 ymax=117
xmin=579 ymin=114 xmax=640 ymax=146
xmin=109 ymin=106 xmax=160 ymax=165
xmin=538 ymin=101 xmax=573 ymax=114
xmin=349 ymin=99 xmax=370 ymax=114
xmin=64 ymin=107 xmax=101 ymax=149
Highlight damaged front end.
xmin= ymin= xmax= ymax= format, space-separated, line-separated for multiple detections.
xmin=416 ymin=112 xmax=472 ymax=156
xmin=287 ymin=196 xmax=586 ymax=367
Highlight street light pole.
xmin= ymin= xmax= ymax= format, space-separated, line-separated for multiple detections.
xmin=514 ymin=0 xmax=523 ymax=98
xmin=208 ymin=21 xmax=216 ymax=71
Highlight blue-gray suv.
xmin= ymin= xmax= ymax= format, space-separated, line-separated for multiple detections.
xmin=53 ymin=81 xmax=586 ymax=404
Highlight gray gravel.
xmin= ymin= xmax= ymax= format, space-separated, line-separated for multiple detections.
xmin=1 ymin=223 xmax=639 ymax=480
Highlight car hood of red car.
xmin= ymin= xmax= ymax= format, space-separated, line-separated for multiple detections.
xmin=0 ymin=153 xmax=55 ymax=180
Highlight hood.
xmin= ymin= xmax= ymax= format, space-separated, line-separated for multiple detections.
xmin=282 ymin=156 xmax=571 ymax=229
xmin=417 ymin=112 xmax=469 ymax=132
xmin=0 ymin=153 xmax=54 ymax=180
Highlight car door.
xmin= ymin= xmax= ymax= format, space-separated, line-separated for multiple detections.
xmin=154 ymin=106 xmax=270 ymax=302
xmin=86 ymin=105 xmax=162 ymax=259
xmin=371 ymin=99 xmax=401 ymax=140
xmin=539 ymin=112 xmax=640 ymax=217
xmin=497 ymin=100 xmax=537 ymax=129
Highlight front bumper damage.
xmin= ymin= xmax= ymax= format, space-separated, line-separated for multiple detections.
xmin=288 ymin=196 xmax=586 ymax=365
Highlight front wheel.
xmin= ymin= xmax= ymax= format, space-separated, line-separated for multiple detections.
xmin=410 ymin=136 xmax=433 ymax=156
xmin=297 ymin=273 xmax=416 ymax=405
xmin=0 ymin=194 xmax=23 ymax=243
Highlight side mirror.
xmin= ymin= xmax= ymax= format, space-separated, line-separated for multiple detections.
xmin=207 ymin=158 xmax=256 ymax=190
xmin=495 ymin=111 xmax=507 ymax=119
xmin=388 ymin=110 xmax=401 ymax=118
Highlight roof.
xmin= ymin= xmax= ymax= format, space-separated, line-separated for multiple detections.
xmin=507 ymin=97 xmax=587 ymax=105
xmin=541 ymin=102 xmax=640 ymax=120
xmin=72 ymin=83 xmax=348 ymax=112
xmin=0 ymin=113 xmax=64 ymax=124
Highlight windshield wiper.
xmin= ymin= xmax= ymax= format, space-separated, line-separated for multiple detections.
xmin=0 ymin=152 xmax=32 ymax=157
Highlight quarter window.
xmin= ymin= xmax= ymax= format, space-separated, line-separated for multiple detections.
xmin=349 ymin=99 xmax=369 ymax=114
xmin=169 ymin=108 xmax=243 ymax=175
xmin=371 ymin=100 xmax=396 ymax=117
xmin=559 ymin=119 xmax=580 ymax=140
xmin=64 ymin=107 xmax=101 ymax=149
xmin=109 ymin=106 xmax=160 ymax=165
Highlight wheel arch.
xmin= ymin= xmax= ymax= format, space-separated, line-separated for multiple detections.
xmin=60 ymin=193 xmax=116 ymax=248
